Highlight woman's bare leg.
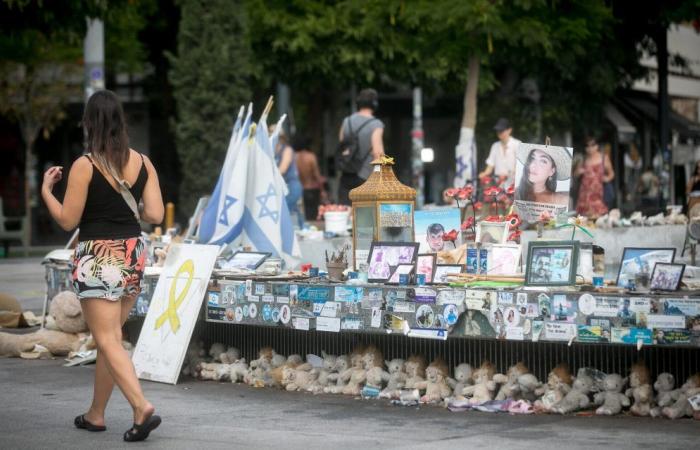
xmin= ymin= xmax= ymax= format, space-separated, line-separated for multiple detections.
xmin=84 ymin=295 xmax=138 ymax=426
xmin=82 ymin=297 xmax=154 ymax=424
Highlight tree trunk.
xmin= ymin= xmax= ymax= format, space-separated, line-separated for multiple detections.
xmin=454 ymin=55 xmax=480 ymax=186
xmin=23 ymin=135 xmax=36 ymax=249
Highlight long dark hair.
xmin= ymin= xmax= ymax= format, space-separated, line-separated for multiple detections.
xmin=82 ymin=90 xmax=129 ymax=177
xmin=516 ymin=148 xmax=558 ymax=201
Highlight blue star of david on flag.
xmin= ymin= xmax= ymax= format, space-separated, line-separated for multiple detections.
xmin=456 ymin=155 xmax=468 ymax=179
xmin=256 ymin=184 xmax=279 ymax=223
xmin=218 ymin=195 xmax=237 ymax=226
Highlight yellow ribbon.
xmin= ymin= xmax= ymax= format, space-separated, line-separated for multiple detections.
xmin=154 ymin=259 xmax=194 ymax=333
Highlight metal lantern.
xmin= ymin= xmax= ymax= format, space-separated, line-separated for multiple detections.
xmin=349 ymin=156 xmax=416 ymax=270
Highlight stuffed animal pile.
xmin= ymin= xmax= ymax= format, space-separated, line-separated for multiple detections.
xmin=185 ymin=345 xmax=700 ymax=420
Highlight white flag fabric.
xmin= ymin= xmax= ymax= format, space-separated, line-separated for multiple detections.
xmin=198 ymin=105 xmax=252 ymax=244
xmin=239 ymin=113 xmax=301 ymax=268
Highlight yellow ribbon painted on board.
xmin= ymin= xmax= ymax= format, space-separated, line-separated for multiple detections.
xmin=154 ymin=259 xmax=194 ymax=333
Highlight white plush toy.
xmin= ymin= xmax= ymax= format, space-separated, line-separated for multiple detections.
xmin=594 ymin=373 xmax=630 ymax=415
xmin=379 ymin=358 xmax=407 ymax=399
xmin=324 ymin=355 xmax=350 ymax=394
xmin=219 ymin=346 xmax=241 ymax=364
xmin=244 ymin=347 xmax=274 ymax=387
xmin=662 ymin=373 xmax=700 ymax=419
xmin=534 ymin=364 xmax=573 ymax=412
xmin=229 ymin=358 xmax=248 ymax=383
xmin=197 ymin=362 xmax=231 ymax=381
xmin=650 ymin=372 xmax=678 ymax=417
xmin=404 ymin=355 xmax=427 ymax=389
xmin=282 ymin=363 xmax=318 ymax=391
xmin=181 ymin=340 xmax=207 ymax=377
xmin=494 ymin=362 xmax=530 ymax=401
xmin=462 ymin=361 xmax=499 ymax=404
xmin=625 ymin=362 xmax=653 ymax=416
xmin=340 ymin=348 xmax=368 ymax=396
xmin=308 ymin=351 xmax=337 ymax=394
xmin=552 ymin=374 xmax=594 ymax=414
xmin=415 ymin=359 xmax=452 ymax=403
xmin=208 ymin=342 xmax=226 ymax=362
xmin=446 ymin=363 xmax=473 ymax=400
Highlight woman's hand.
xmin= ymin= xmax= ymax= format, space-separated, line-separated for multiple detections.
xmin=42 ymin=166 xmax=63 ymax=193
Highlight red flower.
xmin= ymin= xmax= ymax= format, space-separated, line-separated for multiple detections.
xmin=445 ymin=188 xmax=457 ymax=197
xmin=506 ymin=184 xmax=515 ymax=195
xmin=442 ymin=229 xmax=459 ymax=241
xmin=505 ymin=213 xmax=522 ymax=230
xmin=484 ymin=186 xmax=502 ymax=197
xmin=461 ymin=217 xmax=475 ymax=230
xmin=485 ymin=215 xmax=503 ymax=222
xmin=480 ymin=176 xmax=492 ymax=185
xmin=497 ymin=175 xmax=507 ymax=185
xmin=539 ymin=210 xmax=553 ymax=222
xmin=457 ymin=186 xmax=473 ymax=200
xmin=473 ymin=201 xmax=483 ymax=210
xmin=508 ymin=230 xmax=522 ymax=242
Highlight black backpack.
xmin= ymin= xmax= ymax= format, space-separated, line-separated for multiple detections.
xmin=336 ymin=117 xmax=377 ymax=173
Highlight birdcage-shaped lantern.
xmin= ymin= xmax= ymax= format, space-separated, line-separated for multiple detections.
xmin=349 ymin=156 xmax=416 ymax=270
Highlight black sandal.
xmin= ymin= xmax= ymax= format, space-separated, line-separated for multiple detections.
xmin=123 ymin=414 xmax=161 ymax=442
xmin=74 ymin=414 xmax=106 ymax=432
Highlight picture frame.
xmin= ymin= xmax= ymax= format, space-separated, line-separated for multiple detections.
xmin=525 ymin=240 xmax=579 ymax=286
xmin=487 ymin=244 xmax=522 ymax=276
xmin=414 ymin=208 xmax=462 ymax=253
xmin=432 ymin=264 xmax=464 ymax=284
xmin=649 ymin=262 xmax=685 ymax=292
xmin=367 ymin=241 xmax=420 ymax=283
xmin=616 ymin=247 xmax=676 ymax=287
xmin=221 ymin=251 xmax=271 ymax=270
xmin=476 ymin=221 xmax=509 ymax=245
xmin=388 ymin=263 xmax=416 ymax=284
xmin=415 ymin=253 xmax=437 ymax=283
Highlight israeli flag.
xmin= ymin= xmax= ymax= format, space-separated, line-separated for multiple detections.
xmin=198 ymin=104 xmax=253 ymax=244
xmin=240 ymin=113 xmax=301 ymax=267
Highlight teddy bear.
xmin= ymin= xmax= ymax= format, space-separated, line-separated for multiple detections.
xmin=219 ymin=346 xmax=241 ymax=364
xmin=307 ymin=351 xmax=337 ymax=394
xmin=462 ymin=361 xmax=499 ymax=404
xmin=494 ymin=362 xmax=532 ymax=401
xmin=534 ymin=364 xmax=573 ymax=412
xmin=208 ymin=342 xmax=226 ymax=362
xmin=594 ymin=373 xmax=630 ymax=415
xmin=0 ymin=291 xmax=88 ymax=358
xmin=662 ymin=373 xmax=700 ymax=419
xmin=324 ymin=355 xmax=350 ymax=394
xmin=446 ymin=363 xmax=473 ymax=400
xmin=340 ymin=346 xmax=372 ymax=396
xmin=650 ymin=372 xmax=678 ymax=417
xmin=379 ymin=358 xmax=407 ymax=399
xmin=244 ymin=347 xmax=275 ymax=387
xmin=362 ymin=365 xmax=390 ymax=398
xmin=181 ymin=340 xmax=207 ymax=377
xmin=403 ymin=355 xmax=427 ymax=389
xmin=415 ymin=358 xmax=452 ymax=403
xmin=196 ymin=361 xmax=232 ymax=381
xmin=281 ymin=363 xmax=318 ymax=391
xmin=625 ymin=362 xmax=653 ymax=416
xmin=229 ymin=358 xmax=248 ymax=383
xmin=551 ymin=373 xmax=594 ymax=414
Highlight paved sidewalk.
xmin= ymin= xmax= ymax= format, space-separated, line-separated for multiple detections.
xmin=0 ymin=357 xmax=698 ymax=450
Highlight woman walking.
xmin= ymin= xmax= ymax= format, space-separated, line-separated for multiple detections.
xmin=575 ymin=137 xmax=614 ymax=218
xmin=42 ymin=90 xmax=164 ymax=442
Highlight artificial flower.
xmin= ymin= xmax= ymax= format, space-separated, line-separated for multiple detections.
xmin=485 ymin=215 xmax=503 ymax=222
xmin=480 ymin=176 xmax=492 ymax=185
xmin=473 ymin=201 xmax=483 ymax=210
xmin=539 ymin=210 xmax=553 ymax=222
xmin=445 ymin=188 xmax=458 ymax=197
xmin=505 ymin=213 xmax=522 ymax=229
xmin=506 ymin=184 xmax=515 ymax=195
xmin=461 ymin=216 xmax=475 ymax=230
xmin=442 ymin=229 xmax=459 ymax=241
xmin=457 ymin=186 xmax=473 ymax=200
xmin=508 ymin=230 xmax=522 ymax=241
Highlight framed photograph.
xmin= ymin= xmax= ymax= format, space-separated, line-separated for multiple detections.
xmin=616 ymin=247 xmax=676 ymax=287
xmin=414 ymin=208 xmax=462 ymax=253
xmin=525 ymin=241 xmax=579 ymax=286
xmin=432 ymin=264 xmax=464 ymax=284
xmin=388 ymin=264 xmax=416 ymax=284
xmin=415 ymin=253 xmax=437 ymax=283
xmin=649 ymin=263 xmax=685 ymax=291
xmin=367 ymin=241 xmax=420 ymax=283
xmin=577 ymin=243 xmax=594 ymax=282
xmin=476 ymin=221 xmax=509 ymax=245
xmin=221 ymin=251 xmax=271 ymax=270
xmin=487 ymin=244 xmax=521 ymax=276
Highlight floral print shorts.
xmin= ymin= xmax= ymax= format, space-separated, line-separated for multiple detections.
xmin=72 ymin=237 xmax=147 ymax=301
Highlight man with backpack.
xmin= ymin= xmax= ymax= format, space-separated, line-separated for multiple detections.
xmin=336 ymin=88 xmax=385 ymax=205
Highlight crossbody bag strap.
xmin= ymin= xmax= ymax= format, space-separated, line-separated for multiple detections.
xmin=87 ymin=152 xmax=140 ymax=220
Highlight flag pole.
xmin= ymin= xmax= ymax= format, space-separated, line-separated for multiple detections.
xmin=262 ymin=95 xmax=274 ymax=120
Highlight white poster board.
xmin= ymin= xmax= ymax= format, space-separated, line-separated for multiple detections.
xmin=514 ymin=142 xmax=572 ymax=223
xmin=132 ymin=243 xmax=219 ymax=384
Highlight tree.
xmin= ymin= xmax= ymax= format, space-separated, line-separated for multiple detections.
xmin=168 ymin=0 xmax=255 ymax=216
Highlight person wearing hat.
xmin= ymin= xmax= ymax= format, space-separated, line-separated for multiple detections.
xmin=478 ymin=118 xmax=521 ymax=183
xmin=515 ymin=146 xmax=571 ymax=206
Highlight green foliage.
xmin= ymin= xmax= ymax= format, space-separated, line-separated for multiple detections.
xmin=168 ymin=0 xmax=254 ymax=215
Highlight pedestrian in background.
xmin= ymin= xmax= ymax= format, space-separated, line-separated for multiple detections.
xmin=575 ymin=136 xmax=614 ymax=218
xmin=336 ymin=88 xmax=385 ymax=205
xmin=41 ymin=90 xmax=164 ymax=442
xmin=271 ymin=125 xmax=303 ymax=227
xmin=294 ymin=134 xmax=326 ymax=220
xmin=478 ymin=118 xmax=522 ymax=185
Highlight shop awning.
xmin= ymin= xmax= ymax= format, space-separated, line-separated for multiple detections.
xmin=618 ymin=93 xmax=700 ymax=140
xmin=605 ymin=104 xmax=637 ymax=135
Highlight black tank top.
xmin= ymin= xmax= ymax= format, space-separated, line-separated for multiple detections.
xmin=79 ymin=154 xmax=148 ymax=241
